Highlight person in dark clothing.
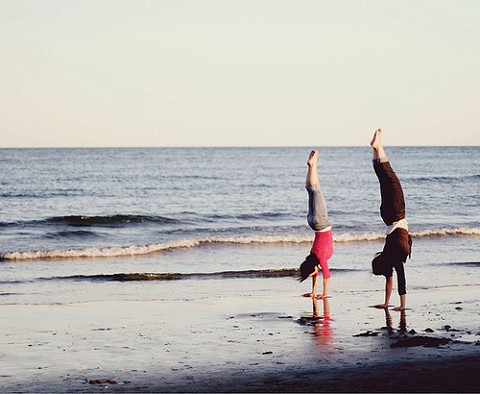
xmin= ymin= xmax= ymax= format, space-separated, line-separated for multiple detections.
xmin=370 ymin=129 xmax=412 ymax=311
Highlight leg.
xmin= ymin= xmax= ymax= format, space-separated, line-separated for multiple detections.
xmin=306 ymin=149 xmax=319 ymax=187
xmin=306 ymin=150 xmax=330 ymax=231
xmin=370 ymin=129 xmax=406 ymax=225
xmin=370 ymin=128 xmax=387 ymax=162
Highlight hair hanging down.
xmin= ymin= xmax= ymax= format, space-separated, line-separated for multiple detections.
xmin=299 ymin=253 xmax=319 ymax=282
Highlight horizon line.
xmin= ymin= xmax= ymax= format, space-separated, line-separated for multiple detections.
xmin=1 ymin=144 xmax=479 ymax=149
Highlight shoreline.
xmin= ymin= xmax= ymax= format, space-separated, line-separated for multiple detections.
xmin=1 ymin=278 xmax=479 ymax=393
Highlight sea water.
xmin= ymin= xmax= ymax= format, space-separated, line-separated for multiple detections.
xmin=0 ymin=147 xmax=479 ymax=305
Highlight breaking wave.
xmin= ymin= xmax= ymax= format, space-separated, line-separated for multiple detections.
xmin=411 ymin=228 xmax=480 ymax=237
xmin=1 ymin=228 xmax=478 ymax=261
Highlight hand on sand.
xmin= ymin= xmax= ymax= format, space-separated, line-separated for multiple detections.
xmin=303 ymin=293 xmax=329 ymax=299
xmin=302 ymin=292 xmax=314 ymax=298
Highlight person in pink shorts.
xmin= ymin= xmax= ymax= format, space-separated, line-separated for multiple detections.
xmin=299 ymin=149 xmax=334 ymax=299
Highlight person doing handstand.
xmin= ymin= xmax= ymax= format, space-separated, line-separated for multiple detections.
xmin=299 ymin=149 xmax=334 ymax=299
xmin=370 ymin=129 xmax=412 ymax=311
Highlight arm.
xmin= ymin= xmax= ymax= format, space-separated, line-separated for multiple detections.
xmin=374 ymin=276 xmax=393 ymax=308
xmin=306 ymin=275 xmax=329 ymax=300
xmin=311 ymin=274 xmax=319 ymax=296
xmin=302 ymin=266 xmax=320 ymax=298
xmin=384 ymin=276 xmax=393 ymax=306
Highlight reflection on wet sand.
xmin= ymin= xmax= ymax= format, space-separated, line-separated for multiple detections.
xmin=384 ymin=308 xmax=407 ymax=335
xmin=311 ymin=298 xmax=333 ymax=346
xmin=297 ymin=298 xmax=333 ymax=346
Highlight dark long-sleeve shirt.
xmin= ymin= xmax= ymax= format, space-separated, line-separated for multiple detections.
xmin=382 ymin=227 xmax=412 ymax=295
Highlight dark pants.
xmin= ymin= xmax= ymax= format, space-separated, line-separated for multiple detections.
xmin=372 ymin=160 xmax=411 ymax=296
xmin=373 ymin=160 xmax=405 ymax=225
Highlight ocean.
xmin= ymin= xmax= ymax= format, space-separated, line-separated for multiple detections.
xmin=1 ymin=146 xmax=479 ymax=305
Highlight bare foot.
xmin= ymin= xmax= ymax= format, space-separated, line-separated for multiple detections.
xmin=373 ymin=303 xmax=389 ymax=309
xmin=392 ymin=306 xmax=406 ymax=311
xmin=315 ymin=294 xmax=327 ymax=300
xmin=307 ymin=149 xmax=318 ymax=167
xmin=370 ymin=129 xmax=382 ymax=150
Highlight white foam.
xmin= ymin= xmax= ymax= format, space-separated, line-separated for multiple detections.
xmin=1 ymin=240 xmax=202 ymax=261
xmin=2 ymin=228 xmax=478 ymax=261
xmin=411 ymin=228 xmax=480 ymax=237
xmin=333 ymin=232 xmax=384 ymax=242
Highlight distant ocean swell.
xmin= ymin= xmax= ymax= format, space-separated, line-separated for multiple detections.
xmin=404 ymin=174 xmax=480 ymax=183
xmin=0 ymin=212 xmax=292 ymax=229
xmin=1 ymin=228 xmax=479 ymax=261
xmin=0 ymin=214 xmax=181 ymax=228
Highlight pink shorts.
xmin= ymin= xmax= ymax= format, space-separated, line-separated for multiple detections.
xmin=310 ymin=229 xmax=334 ymax=279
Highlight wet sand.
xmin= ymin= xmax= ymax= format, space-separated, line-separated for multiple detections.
xmin=1 ymin=277 xmax=479 ymax=392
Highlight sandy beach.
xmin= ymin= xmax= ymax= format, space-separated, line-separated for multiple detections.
xmin=2 ymin=273 xmax=479 ymax=393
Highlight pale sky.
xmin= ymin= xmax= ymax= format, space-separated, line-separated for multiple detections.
xmin=1 ymin=0 xmax=479 ymax=147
